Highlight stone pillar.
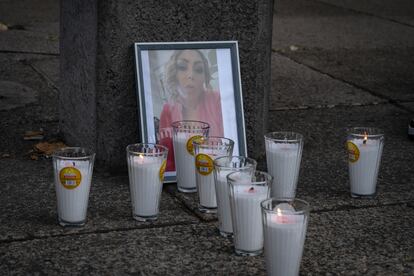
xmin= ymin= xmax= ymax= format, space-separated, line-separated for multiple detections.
xmin=60 ymin=0 xmax=274 ymax=171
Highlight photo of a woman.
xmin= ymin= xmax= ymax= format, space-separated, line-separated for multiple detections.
xmin=158 ymin=49 xmax=224 ymax=171
xmin=135 ymin=42 xmax=245 ymax=182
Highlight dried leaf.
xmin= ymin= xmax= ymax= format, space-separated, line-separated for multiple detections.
xmin=0 ymin=22 xmax=8 ymax=32
xmin=34 ymin=141 xmax=67 ymax=156
xmin=289 ymin=45 xmax=299 ymax=51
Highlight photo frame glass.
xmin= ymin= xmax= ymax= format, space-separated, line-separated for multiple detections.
xmin=134 ymin=41 xmax=246 ymax=182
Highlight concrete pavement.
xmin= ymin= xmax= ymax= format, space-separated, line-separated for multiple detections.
xmin=1 ymin=0 xmax=414 ymax=274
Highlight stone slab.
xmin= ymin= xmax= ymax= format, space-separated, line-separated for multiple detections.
xmin=272 ymin=0 xmax=414 ymax=102
xmin=0 ymin=80 xmax=38 ymax=111
xmin=400 ymin=102 xmax=414 ymax=114
xmin=0 ymin=29 xmax=59 ymax=55
xmin=0 ymin=0 xmax=59 ymax=54
xmin=1 ymin=205 xmax=413 ymax=274
xmin=273 ymin=0 xmax=414 ymax=50
xmin=28 ymin=56 xmax=60 ymax=89
xmin=0 ymin=223 xmax=263 ymax=275
xmin=0 ymin=158 xmax=198 ymax=242
xmin=0 ymin=0 xmax=59 ymax=25
xmin=318 ymin=0 xmax=414 ymax=26
xmin=303 ymin=205 xmax=414 ymax=274
xmin=270 ymin=52 xmax=385 ymax=110
xmin=0 ymin=53 xmax=59 ymax=155
xmin=276 ymin=47 xmax=414 ymax=103
xmin=268 ymin=104 xmax=414 ymax=211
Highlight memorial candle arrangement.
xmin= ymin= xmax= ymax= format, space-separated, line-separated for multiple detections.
xmin=193 ymin=137 xmax=234 ymax=213
xmin=265 ymin=131 xmax=304 ymax=198
xmin=213 ymin=156 xmax=257 ymax=237
xmin=347 ymin=127 xmax=384 ymax=198
xmin=261 ymin=198 xmax=310 ymax=276
xmin=172 ymin=120 xmax=210 ymax=193
xmin=227 ymin=170 xmax=272 ymax=256
xmin=126 ymin=143 xmax=168 ymax=221
xmin=52 ymin=147 xmax=95 ymax=227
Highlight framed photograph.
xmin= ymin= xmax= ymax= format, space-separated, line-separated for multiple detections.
xmin=134 ymin=41 xmax=247 ymax=183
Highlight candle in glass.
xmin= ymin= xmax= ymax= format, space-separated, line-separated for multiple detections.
xmin=213 ymin=156 xmax=257 ymax=237
xmin=193 ymin=137 xmax=234 ymax=213
xmin=347 ymin=127 xmax=384 ymax=198
xmin=172 ymin=120 xmax=210 ymax=193
xmin=265 ymin=131 xmax=303 ymax=198
xmin=228 ymin=170 xmax=272 ymax=256
xmin=127 ymin=143 xmax=168 ymax=221
xmin=261 ymin=198 xmax=310 ymax=276
xmin=53 ymin=147 xmax=95 ymax=227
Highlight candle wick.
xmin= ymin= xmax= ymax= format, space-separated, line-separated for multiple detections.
xmin=248 ymin=187 xmax=255 ymax=192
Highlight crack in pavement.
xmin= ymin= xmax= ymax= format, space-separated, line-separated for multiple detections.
xmin=0 ymin=220 xmax=201 ymax=245
xmin=313 ymin=0 xmax=414 ymax=29
xmin=272 ymin=49 xmax=414 ymax=114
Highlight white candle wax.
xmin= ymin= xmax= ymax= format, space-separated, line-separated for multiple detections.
xmin=266 ymin=143 xmax=301 ymax=198
xmin=348 ymin=138 xmax=383 ymax=195
xmin=173 ymin=133 xmax=197 ymax=192
xmin=128 ymin=155 xmax=163 ymax=217
xmin=196 ymin=152 xmax=217 ymax=208
xmin=195 ymin=149 xmax=217 ymax=208
xmin=264 ymin=208 xmax=307 ymax=276
xmin=55 ymin=160 xmax=92 ymax=223
xmin=197 ymin=173 xmax=216 ymax=208
xmin=215 ymin=171 xmax=233 ymax=234
xmin=231 ymin=185 xmax=269 ymax=253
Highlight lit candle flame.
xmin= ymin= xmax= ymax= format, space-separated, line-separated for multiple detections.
xmin=363 ymin=132 xmax=368 ymax=144
xmin=277 ymin=208 xmax=282 ymax=216
xmin=139 ymin=154 xmax=144 ymax=159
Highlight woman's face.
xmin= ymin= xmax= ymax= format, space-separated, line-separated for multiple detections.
xmin=175 ymin=50 xmax=206 ymax=103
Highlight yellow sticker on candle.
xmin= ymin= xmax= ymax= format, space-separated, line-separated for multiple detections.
xmin=186 ymin=135 xmax=203 ymax=156
xmin=159 ymin=159 xmax=167 ymax=182
xmin=195 ymin=153 xmax=214 ymax=176
xmin=347 ymin=141 xmax=360 ymax=163
xmin=59 ymin=167 xmax=82 ymax=189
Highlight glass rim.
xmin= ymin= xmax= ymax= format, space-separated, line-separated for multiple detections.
xmin=213 ymin=155 xmax=257 ymax=169
xmin=264 ymin=131 xmax=303 ymax=142
xmin=347 ymin=127 xmax=384 ymax=138
xmin=171 ymin=120 xmax=210 ymax=130
xmin=192 ymin=136 xmax=235 ymax=147
xmin=227 ymin=170 xmax=273 ymax=185
xmin=52 ymin=147 xmax=95 ymax=160
xmin=260 ymin=198 xmax=310 ymax=215
xmin=126 ymin=143 xmax=168 ymax=155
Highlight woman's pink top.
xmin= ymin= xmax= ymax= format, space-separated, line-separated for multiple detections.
xmin=158 ymin=91 xmax=224 ymax=172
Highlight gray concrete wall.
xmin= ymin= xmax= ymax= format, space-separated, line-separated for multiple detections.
xmin=60 ymin=0 xmax=97 ymax=154
xmin=61 ymin=0 xmax=274 ymax=171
